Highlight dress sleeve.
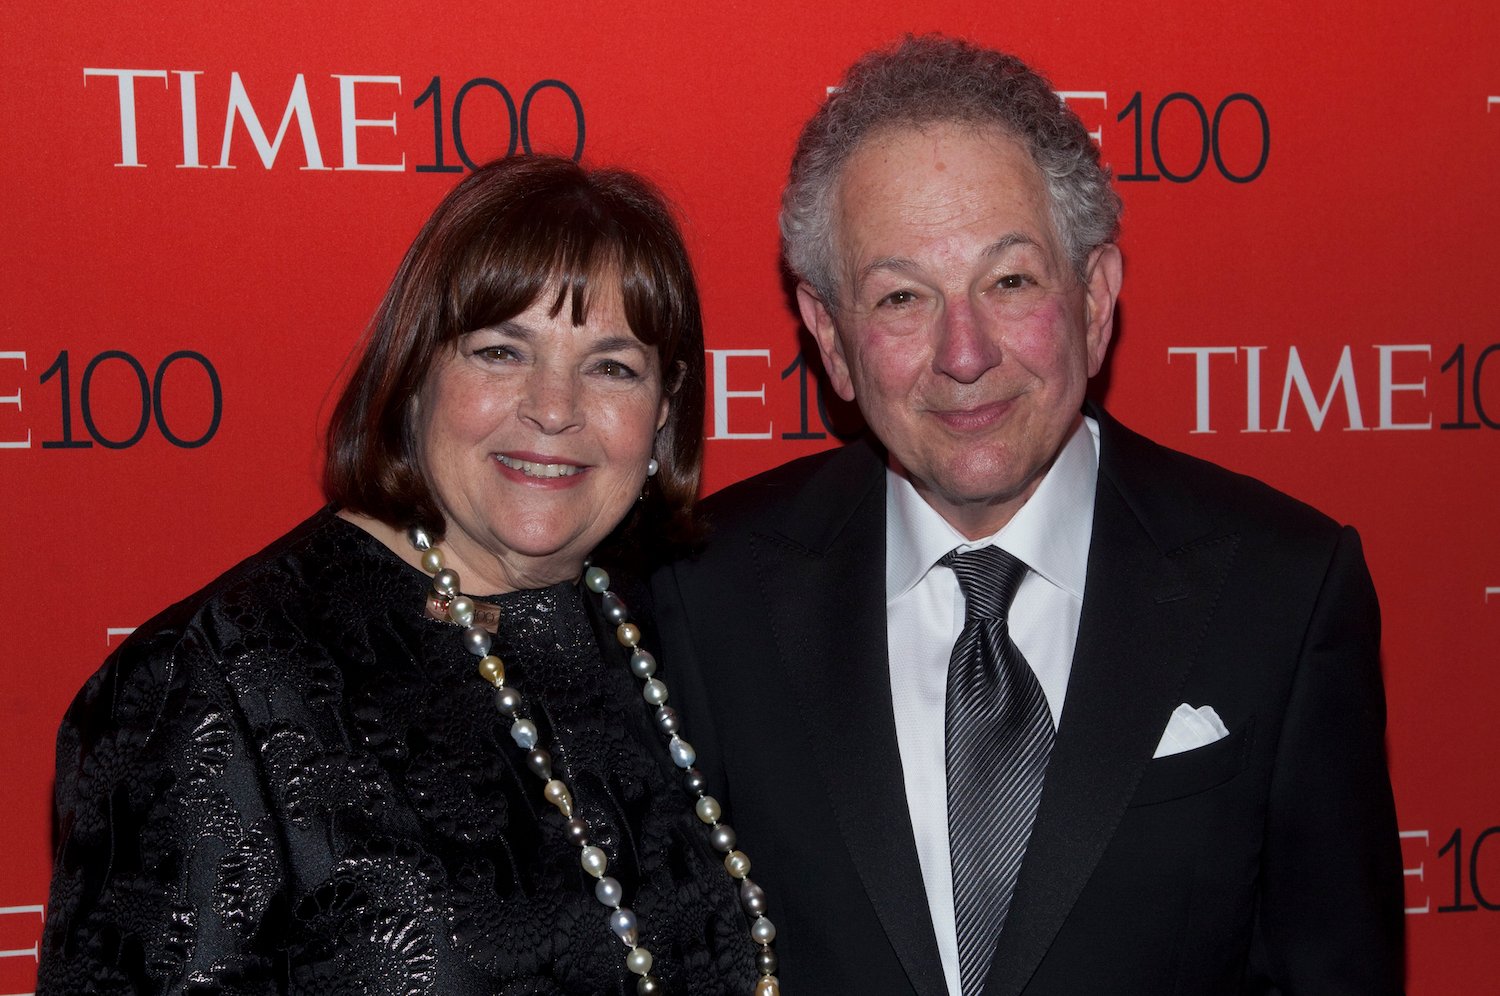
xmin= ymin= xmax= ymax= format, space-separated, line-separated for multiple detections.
xmin=38 ymin=623 xmax=290 ymax=995
xmin=1250 ymin=526 xmax=1405 ymax=994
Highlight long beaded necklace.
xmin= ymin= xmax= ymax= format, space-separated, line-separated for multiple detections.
xmin=407 ymin=527 xmax=781 ymax=996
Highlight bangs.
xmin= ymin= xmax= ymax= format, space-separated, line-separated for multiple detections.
xmin=444 ymin=189 xmax=677 ymax=348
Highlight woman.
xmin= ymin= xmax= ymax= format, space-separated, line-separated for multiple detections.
xmin=39 ymin=156 xmax=778 ymax=995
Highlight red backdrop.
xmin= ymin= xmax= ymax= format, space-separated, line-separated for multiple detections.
xmin=3 ymin=2 xmax=1497 ymax=991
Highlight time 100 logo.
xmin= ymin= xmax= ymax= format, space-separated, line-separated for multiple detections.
xmin=0 ymin=350 xmax=221 ymax=449
xmin=1059 ymin=90 xmax=1270 ymax=184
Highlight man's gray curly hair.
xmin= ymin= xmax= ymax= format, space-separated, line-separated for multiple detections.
xmin=780 ymin=35 xmax=1122 ymax=306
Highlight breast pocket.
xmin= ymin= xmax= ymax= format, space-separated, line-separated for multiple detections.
xmin=1127 ymin=717 xmax=1254 ymax=808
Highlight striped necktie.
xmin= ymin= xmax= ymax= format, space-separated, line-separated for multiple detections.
xmin=940 ymin=545 xmax=1055 ymax=996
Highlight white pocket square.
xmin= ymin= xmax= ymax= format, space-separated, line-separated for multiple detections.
xmin=1152 ymin=703 xmax=1229 ymax=758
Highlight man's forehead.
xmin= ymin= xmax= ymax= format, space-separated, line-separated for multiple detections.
xmin=829 ymin=124 xmax=1060 ymax=272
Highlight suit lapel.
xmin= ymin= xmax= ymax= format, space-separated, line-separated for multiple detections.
xmin=982 ymin=410 xmax=1242 ymax=996
xmin=747 ymin=438 xmax=950 ymax=996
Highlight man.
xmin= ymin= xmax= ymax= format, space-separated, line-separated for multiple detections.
xmin=654 ymin=36 xmax=1403 ymax=996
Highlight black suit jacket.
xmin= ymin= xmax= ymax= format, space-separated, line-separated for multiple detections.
xmin=653 ymin=408 xmax=1403 ymax=995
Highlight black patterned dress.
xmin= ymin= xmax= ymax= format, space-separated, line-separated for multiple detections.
xmin=39 ymin=508 xmax=757 ymax=995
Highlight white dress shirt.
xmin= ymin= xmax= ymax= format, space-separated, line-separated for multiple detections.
xmin=885 ymin=417 xmax=1100 ymax=996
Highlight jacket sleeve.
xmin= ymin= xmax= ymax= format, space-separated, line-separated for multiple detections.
xmin=1250 ymin=525 xmax=1405 ymax=994
xmin=38 ymin=626 xmax=289 ymax=995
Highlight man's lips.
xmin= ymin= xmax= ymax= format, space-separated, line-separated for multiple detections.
xmin=930 ymin=399 xmax=1013 ymax=430
xmin=495 ymin=453 xmax=587 ymax=480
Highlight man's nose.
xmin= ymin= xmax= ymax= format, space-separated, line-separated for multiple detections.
xmin=932 ymin=299 xmax=1001 ymax=384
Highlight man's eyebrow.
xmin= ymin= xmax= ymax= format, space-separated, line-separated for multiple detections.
xmin=856 ymin=256 xmax=922 ymax=284
xmin=855 ymin=232 xmax=1043 ymax=285
xmin=983 ymin=232 xmax=1040 ymax=257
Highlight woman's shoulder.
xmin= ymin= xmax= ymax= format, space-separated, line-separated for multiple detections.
xmin=118 ymin=507 xmax=400 ymax=650
xmin=62 ymin=513 xmax=408 ymax=738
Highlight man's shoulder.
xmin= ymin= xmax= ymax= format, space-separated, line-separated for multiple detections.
xmin=695 ymin=435 xmax=885 ymax=540
xmin=1097 ymin=409 xmax=1346 ymax=545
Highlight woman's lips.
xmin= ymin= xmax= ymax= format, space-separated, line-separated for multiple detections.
xmin=494 ymin=452 xmax=588 ymax=485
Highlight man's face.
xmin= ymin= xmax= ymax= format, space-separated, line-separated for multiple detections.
xmin=799 ymin=121 xmax=1122 ymax=539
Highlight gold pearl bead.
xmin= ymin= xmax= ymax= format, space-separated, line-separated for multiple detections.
xmin=421 ymin=548 xmax=444 ymax=574
xmin=754 ymin=977 xmax=780 ymax=996
xmin=616 ymin=622 xmax=641 ymax=647
xmin=543 ymin=779 xmax=573 ymax=817
xmin=723 ymin=850 xmax=751 ymax=879
xmin=477 ymin=655 xmax=505 ymax=686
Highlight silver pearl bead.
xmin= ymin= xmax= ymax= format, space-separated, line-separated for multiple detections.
xmin=407 ymin=526 xmax=433 ymax=551
xmin=494 ymin=687 xmax=524 ymax=717
xmin=654 ymin=705 xmax=679 ymax=734
xmin=609 ymin=907 xmax=638 ymax=946
xmin=565 ymin=817 xmax=589 ymax=846
xmin=646 ymin=457 xmax=659 ymax=477
xmin=750 ymin=915 xmax=777 ymax=944
xmin=584 ymin=566 xmax=610 ymax=593
xmin=667 ymin=736 xmax=696 ymax=769
xmin=580 ymin=844 xmax=608 ymax=878
xmin=509 ymin=718 xmax=538 ymax=750
xmin=642 ymin=678 xmax=668 ymax=705
xmin=695 ymin=795 xmax=721 ymax=824
xmin=595 ymin=875 xmax=623 ymax=907
xmin=710 ymin=823 xmax=738 ymax=853
xmin=601 ymin=591 xmax=629 ymax=625
xmin=740 ymin=877 xmax=767 ymax=915
xmin=631 ymin=649 xmax=658 ymax=678
xmin=682 ymin=768 xmax=707 ymax=794
xmin=636 ymin=975 xmax=662 ymax=996
xmin=525 ymin=748 xmax=552 ymax=780
xmin=462 ymin=625 xmax=492 ymax=657
xmin=432 ymin=567 xmax=459 ymax=596
xmin=756 ymin=947 xmax=778 ymax=974
xmin=625 ymin=947 xmax=653 ymax=975
xmin=448 ymin=595 xmax=476 ymax=626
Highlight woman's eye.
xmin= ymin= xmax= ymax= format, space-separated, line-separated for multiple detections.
xmin=996 ymin=273 xmax=1030 ymax=290
xmin=595 ymin=359 xmax=638 ymax=379
xmin=474 ymin=345 xmax=521 ymax=362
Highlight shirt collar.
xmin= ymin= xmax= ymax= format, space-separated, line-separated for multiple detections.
xmin=886 ymin=416 xmax=1100 ymax=604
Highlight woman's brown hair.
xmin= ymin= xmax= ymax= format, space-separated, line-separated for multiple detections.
xmin=324 ymin=155 xmax=705 ymax=564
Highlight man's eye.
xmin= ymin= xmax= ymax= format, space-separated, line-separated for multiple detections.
xmin=878 ymin=289 xmax=918 ymax=307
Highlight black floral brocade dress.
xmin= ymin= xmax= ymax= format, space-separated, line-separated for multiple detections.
xmin=39 ymin=508 xmax=758 ymax=995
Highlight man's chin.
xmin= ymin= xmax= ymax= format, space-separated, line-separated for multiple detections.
xmin=908 ymin=469 xmax=1041 ymax=538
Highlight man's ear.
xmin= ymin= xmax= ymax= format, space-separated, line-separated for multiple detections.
xmin=1082 ymin=244 xmax=1123 ymax=377
xmin=796 ymin=283 xmax=856 ymax=402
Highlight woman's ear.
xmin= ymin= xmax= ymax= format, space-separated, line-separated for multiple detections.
xmin=666 ymin=358 xmax=687 ymax=395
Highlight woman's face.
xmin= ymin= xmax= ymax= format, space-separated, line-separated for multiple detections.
xmin=417 ymin=283 xmax=669 ymax=592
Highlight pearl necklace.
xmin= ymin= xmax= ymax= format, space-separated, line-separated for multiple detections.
xmin=408 ymin=527 xmax=782 ymax=996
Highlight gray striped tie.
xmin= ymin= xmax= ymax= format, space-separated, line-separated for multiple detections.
xmin=941 ymin=546 xmax=1055 ymax=996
